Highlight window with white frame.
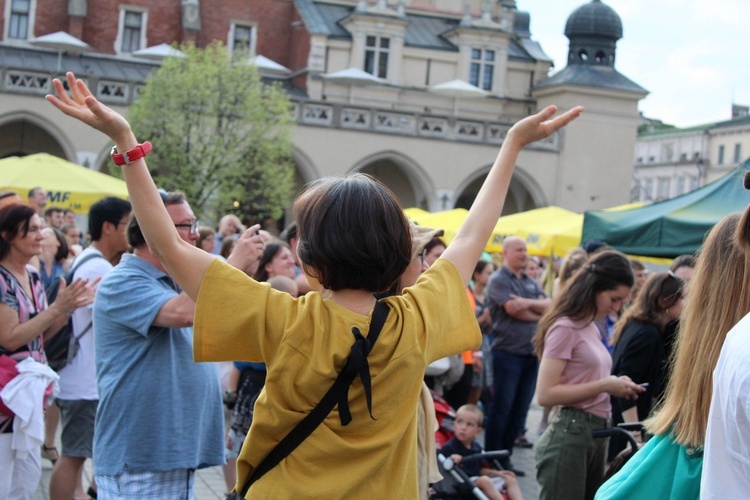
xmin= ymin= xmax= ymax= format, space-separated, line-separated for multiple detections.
xmin=469 ymin=48 xmax=495 ymax=91
xmin=644 ymin=178 xmax=654 ymax=201
xmin=117 ymin=8 xmax=146 ymax=53
xmin=6 ymin=0 xmax=34 ymax=40
xmin=230 ymin=23 xmax=256 ymax=59
xmin=734 ymin=143 xmax=742 ymax=163
xmin=676 ymin=176 xmax=685 ymax=195
xmin=469 ymin=49 xmax=495 ymax=90
xmin=364 ymin=35 xmax=389 ymax=79
xmin=718 ymin=144 xmax=725 ymax=165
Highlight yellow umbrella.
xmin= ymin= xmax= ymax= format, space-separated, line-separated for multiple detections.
xmin=413 ymin=208 xmax=468 ymax=244
xmin=403 ymin=207 xmax=431 ymax=223
xmin=0 ymin=153 xmax=128 ymax=213
xmin=491 ymin=206 xmax=583 ymax=256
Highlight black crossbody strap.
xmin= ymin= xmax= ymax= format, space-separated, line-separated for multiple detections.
xmin=237 ymin=300 xmax=390 ymax=497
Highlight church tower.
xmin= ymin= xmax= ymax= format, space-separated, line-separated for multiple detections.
xmin=532 ymin=0 xmax=647 ymax=212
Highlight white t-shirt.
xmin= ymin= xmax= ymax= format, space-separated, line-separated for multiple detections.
xmin=57 ymin=247 xmax=112 ymax=400
xmin=701 ymin=311 xmax=750 ymax=499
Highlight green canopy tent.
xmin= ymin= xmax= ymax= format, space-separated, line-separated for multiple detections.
xmin=582 ymin=160 xmax=750 ymax=258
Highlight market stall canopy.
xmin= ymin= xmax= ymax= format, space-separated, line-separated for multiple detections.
xmin=0 ymin=154 xmax=128 ymax=213
xmin=491 ymin=206 xmax=583 ymax=256
xmin=582 ymin=161 xmax=750 ymax=258
xmin=404 ymin=206 xmax=583 ymax=256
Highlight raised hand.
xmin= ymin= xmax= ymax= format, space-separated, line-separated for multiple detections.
xmin=45 ymin=72 xmax=132 ymax=142
xmin=227 ymin=224 xmax=267 ymax=277
xmin=507 ymin=105 xmax=584 ymax=148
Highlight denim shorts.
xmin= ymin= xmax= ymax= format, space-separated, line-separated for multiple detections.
xmin=56 ymin=398 xmax=97 ymax=458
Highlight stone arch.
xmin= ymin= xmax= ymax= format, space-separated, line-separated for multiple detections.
xmin=349 ymin=150 xmax=434 ymax=209
xmin=454 ymin=164 xmax=547 ymax=214
xmin=0 ymin=111 xmax=74 ymax=160
xmin=290 ymin=147 xmax=320 ymax=196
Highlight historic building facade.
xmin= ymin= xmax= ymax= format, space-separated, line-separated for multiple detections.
xmin=633 ymin=105 xmax=750 ymax=202
xmin=0 ymin=0 xmax=645 ymax=217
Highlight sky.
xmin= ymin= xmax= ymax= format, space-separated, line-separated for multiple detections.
xmin=521 ymin=0 xmax=750 ymax=128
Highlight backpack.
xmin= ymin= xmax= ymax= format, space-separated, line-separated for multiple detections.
xmin=44 ymin=253 xmax=105 ymax=371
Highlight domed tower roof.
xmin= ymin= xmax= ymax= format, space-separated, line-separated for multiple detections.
xmin=564 ymin=0 xmax=622 ymax=67
xmin=514 ymin=10 xmax=530 ymax=37
xmin=565 ymin=0 xmax=622 ymax=40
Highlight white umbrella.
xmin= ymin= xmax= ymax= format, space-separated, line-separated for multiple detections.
xmin=30 ymin=31 xmax=92 ymax=72
xmin=323 ymin=68 xmax=385 ymax=103
xmin=246 ymin=55 xmax=291 ymax=77
xmin=132 ymin=43 xmax=186 ymax=61
xmin=429 ymin=79 xmax=488 ymax=115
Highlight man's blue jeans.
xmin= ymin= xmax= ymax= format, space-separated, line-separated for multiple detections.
xmin=484 ymin=350 xmax=539 ymax=457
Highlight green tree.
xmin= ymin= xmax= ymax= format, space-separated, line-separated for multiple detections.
xmin=123 ymin=42 xmax=295 ymax=225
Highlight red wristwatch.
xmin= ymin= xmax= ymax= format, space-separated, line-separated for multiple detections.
xmin=111 ymin=141 xmax=152 ymax=165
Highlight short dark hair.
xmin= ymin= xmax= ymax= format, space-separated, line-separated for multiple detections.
xmin=473 ymin=259 xmax=492 ymax=278
xmin=63 ymin=208 xmax=75 ymax=216
xmin=49 ymin=227 xmax=69 ymax=263
xmin=0 ymin=204 xmax=36 ymax=260
xmin=28 ymin=187 xmax=43 ymax=198
xmin=670 ymin=254 xmax=696 ymax=272
xmin=279 ymin=222 xmax=297 ymax=244
xmin=253 ymin=241 xmax=290 ymax=282
xmin=127 ymin=191 xmax=185 ymax=248
xmin=89 ymin=197 xmax=132 ymax=241
xmin=0 ymin=190 xmax=18 ymax=201
xmin=294 ymin=173 xmax=411 ymax=292
xmin=44 ymin=206 xmax=63 ymax=218
xmin=219 ymin=237 xmax=235 ymax=259
xmin=424 ymin=237 xmax=447 ymax=256
xmin=629 ymin=258 xmax=645 ymax=271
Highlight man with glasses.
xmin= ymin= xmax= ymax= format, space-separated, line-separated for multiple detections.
xmin=49 ymin=196 xmax=132 ymax=500
xmin=90 ymin=191 xmax=225 ymax=498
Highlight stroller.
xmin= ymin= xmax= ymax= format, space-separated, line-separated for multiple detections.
xmin=429 ymin=390 xmax=512 ymax=499
xmin=593 ymin=422 xmax=643 ymax=481
xmin=431 ymin=389 xmax=456 ymax=448
xmin=430 ymin=450 xmax=511 ymax=499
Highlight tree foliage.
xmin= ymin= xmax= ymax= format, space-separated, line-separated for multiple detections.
xmin=124 ymin=42 xmax=295 ymax=225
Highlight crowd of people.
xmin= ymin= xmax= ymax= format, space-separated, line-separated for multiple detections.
xmin=1 ymin=70 xmax=749 ymax=500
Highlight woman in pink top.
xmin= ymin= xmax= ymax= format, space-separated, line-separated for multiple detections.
xmin=532 ymin=250 xmax=644 ymax=500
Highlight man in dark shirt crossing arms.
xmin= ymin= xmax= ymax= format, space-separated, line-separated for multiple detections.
xmin=484 ymin=236 xmax=551 ymax=476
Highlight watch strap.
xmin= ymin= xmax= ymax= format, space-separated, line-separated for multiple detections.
xmin=111 ymin=141 xmax=152 ymax=165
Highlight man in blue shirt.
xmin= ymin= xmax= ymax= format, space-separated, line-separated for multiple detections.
xmin=92 ymin=191 xmax=224 ymax=499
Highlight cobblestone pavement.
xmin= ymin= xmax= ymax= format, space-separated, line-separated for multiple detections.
xmin=35 ymin=401 xmax=544 ymax=500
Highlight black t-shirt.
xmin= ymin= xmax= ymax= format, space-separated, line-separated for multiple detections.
xmin=441 ymin=436 xmax=484 ymax=477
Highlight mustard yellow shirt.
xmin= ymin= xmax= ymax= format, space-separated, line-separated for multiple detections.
xmin=194 ymin=258 xmax=480 ymax=498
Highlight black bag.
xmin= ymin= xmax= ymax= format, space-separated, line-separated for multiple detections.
xmin=44 ymin=253 xmax=104 ymax=371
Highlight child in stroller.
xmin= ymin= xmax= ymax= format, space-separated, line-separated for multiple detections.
xmin=436 ymin=404 xmax=523 ymax=500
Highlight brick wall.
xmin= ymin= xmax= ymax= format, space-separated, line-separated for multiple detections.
xmin=2 ymin=0 xmax=311 ymax=87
